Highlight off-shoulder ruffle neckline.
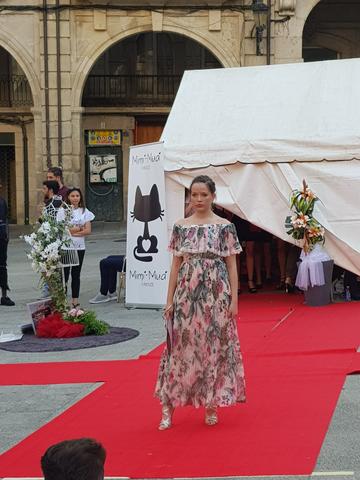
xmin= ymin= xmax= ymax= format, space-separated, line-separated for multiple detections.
xmin=175 ymin=223 xmax=232 ymax=228
xmin=169 ymin=221 xmax=241 ymax=257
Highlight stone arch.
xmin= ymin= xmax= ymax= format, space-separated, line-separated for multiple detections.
xmin=301 ymin=0 xmax=360 ymax=59
xmin=0 ymin=30 xmax=40 ymax=109
xmin=72 ymin=25 xmax=235 ymax=108
xmin=297 ymin=0 xmax=322 ymax=37
xmin=309 ymin=32 xmax=354 ymax=58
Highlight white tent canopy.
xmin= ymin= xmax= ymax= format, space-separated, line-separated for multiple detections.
xmin=161 ymin=59 xmax=360 ymax=275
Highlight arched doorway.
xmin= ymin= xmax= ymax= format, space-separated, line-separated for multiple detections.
xmin=82 ymin=32 xmax=222 ymax=107
xmin=303 ymin=0 xmax=360 ymax=62
xmin=81 ymin=32 xmax=222 ymax=222
xmin=0 ymin=47 xmax=33 ymax=223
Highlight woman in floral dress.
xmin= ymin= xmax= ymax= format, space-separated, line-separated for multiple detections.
xmin=155 ymin=175 xmax=246 ymax=429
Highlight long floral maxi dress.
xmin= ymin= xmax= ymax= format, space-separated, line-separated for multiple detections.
xmin=155 ymin=223 xmax=246 ymax=408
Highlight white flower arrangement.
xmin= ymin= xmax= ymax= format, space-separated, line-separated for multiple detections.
xmin=24 ymin=205 xmax=73 ymax=311
xmin=23 ymin=204 xmax=109 ymax=337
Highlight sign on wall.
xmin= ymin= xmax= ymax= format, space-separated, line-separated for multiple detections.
xmin=126 ymin=142 xmax=169 ymax=307
xmin=88 ymin=130 xmax=121 ymax=146
xmin=88 ymin=154 xmax=118 ymax=183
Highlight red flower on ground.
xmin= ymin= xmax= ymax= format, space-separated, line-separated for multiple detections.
xmin=36 ymin=312 xmax=85 ymax=338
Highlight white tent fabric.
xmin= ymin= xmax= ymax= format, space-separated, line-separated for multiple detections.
xmin=162 ymin=58 xmax=360 ymax=169
xmin=161 ymin=59 xmax=360 ymax=275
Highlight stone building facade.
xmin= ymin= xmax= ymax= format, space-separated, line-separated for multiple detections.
xmin=0 ymin=0 xmax=359 ymax=223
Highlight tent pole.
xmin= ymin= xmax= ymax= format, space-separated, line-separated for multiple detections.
xmin=266 ymin=0 xmax=271 ymax=65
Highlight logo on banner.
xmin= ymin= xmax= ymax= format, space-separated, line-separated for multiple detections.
xmin=130 ymin=184 xmax=164 ymax=262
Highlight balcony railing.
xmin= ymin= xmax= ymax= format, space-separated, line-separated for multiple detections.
xmin=0 ymin=75 xmax=33 ymax=107
xmin=82 ymin=74 xmax=182 ymax=107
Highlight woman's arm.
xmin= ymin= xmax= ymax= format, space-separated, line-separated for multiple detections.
xmin=225 ymin=254 xmax=239 ymax=317
xmin=164 ymin=255 xmax=183 ymax=312
xmin=69 ymin=225 xmax=81 ymax=235
xmin=71 ymin=221 xmax=91 ymax=237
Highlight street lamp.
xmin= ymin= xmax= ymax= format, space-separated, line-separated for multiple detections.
xmin=251 ymin=0 xmax=269 ymax=56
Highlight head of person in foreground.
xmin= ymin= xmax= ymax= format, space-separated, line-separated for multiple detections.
xmin=41 ymin=437 xmax=106 ymax=480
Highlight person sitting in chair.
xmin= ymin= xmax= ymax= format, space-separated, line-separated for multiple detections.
xmin=89 ymin=255 xmax=126 ymax=304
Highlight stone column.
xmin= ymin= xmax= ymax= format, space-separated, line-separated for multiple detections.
xmin=30 ymin=107 xmax=43 ymax=222
xmin=70 ymin=106 xmax=84 ymax=189
xmin=273 ymin=0 xmax=305 ymax=64
xmin=40 ymin=0 xmax=72 ymax=170
xmin=121 ymin=127 xmax=134 ymax=221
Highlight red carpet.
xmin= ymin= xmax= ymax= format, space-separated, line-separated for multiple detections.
xmin=0 ymin=293 xmax=359 ymax=478
xmin=349 ymin=353 xmax=360 ymax=374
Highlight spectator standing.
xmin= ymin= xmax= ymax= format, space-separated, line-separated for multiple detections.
xmin=63 ymin=187 xmax=95 ymax=308
xmin=0 ymin=193 xmax=15 ymax=306
xmin=42 ymin=180 xmax=62 ymax=211
xmin=47 ymin=166 xmax=69 ymax=201
xmin=276 ymin=239 xmax=300 ymax=293
xmin=39 ymin=180 xmax=64 ymax=298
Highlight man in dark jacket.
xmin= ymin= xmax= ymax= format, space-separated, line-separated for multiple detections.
xmin=0 ymin=194 xmax=15 ymax=306
xmin=42 ymin=180 xmax=63 ymax=219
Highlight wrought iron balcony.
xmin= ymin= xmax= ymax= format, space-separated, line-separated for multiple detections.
xmin=0 ymin=75 xmax=33 ymax=107
xmin=82 ymin=74 xmax=182 ymax=107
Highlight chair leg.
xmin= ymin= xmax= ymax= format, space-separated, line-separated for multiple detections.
xmin=117 ymin=257 xmax=126 ymax=304
xmin=117 ymin=273 xmax=125 ymax=304
xmin=117 ymin=272 xmax=121 ymax=303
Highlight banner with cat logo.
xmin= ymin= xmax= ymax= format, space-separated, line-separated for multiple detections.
xmin=126 ymin=142 xmax=170 ymax=307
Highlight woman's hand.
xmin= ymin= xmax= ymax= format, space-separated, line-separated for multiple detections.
xmin=163 ymin=303 xmax=174 ymax=321
xmin=69 ymin=225 xmax=82 ymax=235
xmin=229 ymin=299 xmax=238 ymax=318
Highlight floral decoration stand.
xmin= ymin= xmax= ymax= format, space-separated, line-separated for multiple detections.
xmin=285 ymin=180 xmax=333 ymax=307
xmin=24 ymin=202 xmax=109 ymax=338
xmin=303 ymin=259 xmax=334 ymax=307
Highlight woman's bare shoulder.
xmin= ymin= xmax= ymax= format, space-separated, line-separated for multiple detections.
xmin=174 ymin=218 xmax=186 ymax=226
xmin=213 ymin=214 xmax=231 ymax=225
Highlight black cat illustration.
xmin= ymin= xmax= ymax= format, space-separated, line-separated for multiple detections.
xmin=130 ymin=184 xmax=164 ymax=262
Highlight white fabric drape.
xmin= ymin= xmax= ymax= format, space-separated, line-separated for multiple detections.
xmin=295 ymin=245 xmax=332 ymax=291
xmin=165 ymin=162 xmax=360 ymax=275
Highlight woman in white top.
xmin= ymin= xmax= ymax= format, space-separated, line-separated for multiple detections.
xmin=64 ymin=188 xmax=95 ymax=308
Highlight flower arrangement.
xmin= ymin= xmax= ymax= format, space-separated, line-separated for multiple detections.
xmin=24 ymin=213 xmax=71 ymax=312
xmin=24 ymin=206 xmax=109 ymax=337
xmin=65 ymin=308 xmax=109 ymax=336
xmin=285 ymin=180 xmax=325 ymax=253
xmin=36 ymin=312 xmax=85 ymax=338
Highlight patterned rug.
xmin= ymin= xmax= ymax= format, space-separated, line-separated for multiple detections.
xmin=0 ymin=327 xmax=139 ymax=352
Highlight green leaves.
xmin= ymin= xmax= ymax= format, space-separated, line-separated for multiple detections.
xmin=65 ymin=310 xmax=109 ymax=335
xmin=285 ymin=180 xmax=324 ymax=252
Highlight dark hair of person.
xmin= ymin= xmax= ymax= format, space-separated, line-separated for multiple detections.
xmin=41 ymin=438 xmax=106 ymax=480
xmin=190 ymin=175 xmax=216 ymax=194
xmin=66 ymin=187 xmax=85 ymax=212
xmin=43 ymin=180 xmax=60 ymax=195
xmin=48 ymin=166 xmax=63 ymax=181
